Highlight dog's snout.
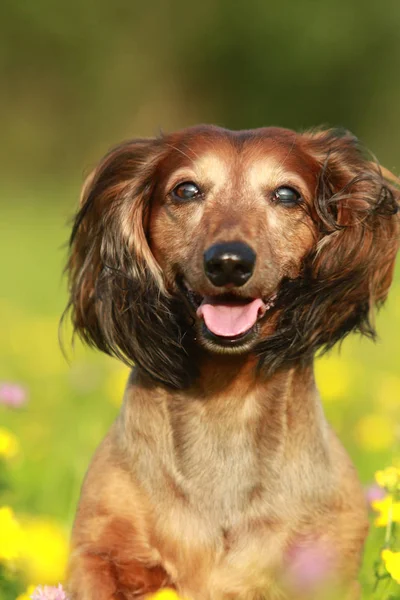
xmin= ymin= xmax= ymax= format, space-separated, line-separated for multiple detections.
xmin=204 ymin=242 xmax=256 ymax=287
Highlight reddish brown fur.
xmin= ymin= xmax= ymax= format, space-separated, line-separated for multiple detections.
xmin=65 ymin=126 xmax=399 ymax=599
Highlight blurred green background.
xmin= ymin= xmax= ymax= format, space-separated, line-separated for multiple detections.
xmin=1 ymin=1 xmax=399 ymax=598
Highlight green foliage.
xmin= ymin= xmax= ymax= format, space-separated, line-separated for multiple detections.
xmin=1 ymin=0 xmax=400 ymax=185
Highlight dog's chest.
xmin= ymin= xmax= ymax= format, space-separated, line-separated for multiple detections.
xmin=127 ymin=391 xmax=334 ymax=598
xmin=146 ymin=398 xmax=291 ymax=597
xmin=129 ymin=391 xmax=296 ymax=597
xmin=167 ymin=394 xmax=280 ymax=526
xmin=180 ymin=425 xmax=258 ymax=516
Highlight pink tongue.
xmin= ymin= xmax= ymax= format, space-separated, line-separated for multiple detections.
xmin=197 ymin=298 xmax=265 ymax=337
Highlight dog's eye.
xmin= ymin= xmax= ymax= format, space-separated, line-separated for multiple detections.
xmin=273 ymin=186 xmax=302 ymax=207
xmin=171 ymin=181 xmax=201 ymax=202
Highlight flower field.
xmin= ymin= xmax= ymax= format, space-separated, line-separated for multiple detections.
xmin=1 ymin=194 xmax=400 ymax=599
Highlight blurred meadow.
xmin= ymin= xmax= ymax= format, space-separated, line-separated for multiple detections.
xmin=1 ymin=1 xmax=400 ymax=598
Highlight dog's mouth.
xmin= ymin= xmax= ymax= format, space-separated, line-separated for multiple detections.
xmin=179 ymin=281 xmax=276 ymax=348
xmin=198 ymin=296 xmax=272 ymax=338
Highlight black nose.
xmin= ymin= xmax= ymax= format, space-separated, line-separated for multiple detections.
xmin=204 ymin=241 xmax=256 ymax=287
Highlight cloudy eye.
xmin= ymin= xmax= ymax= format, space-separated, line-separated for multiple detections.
xmin=171 ymin=181 xmax=201 ymax=202
xmin=273 ymin=186 xmax=302 ymax=207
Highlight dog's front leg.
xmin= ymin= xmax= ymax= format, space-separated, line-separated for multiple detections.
xmin=67 ymin=548 xmax=174 ymax=600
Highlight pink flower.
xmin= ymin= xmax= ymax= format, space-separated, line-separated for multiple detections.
xmin=365 ymin=483 xmax=386 ymax=506
xmin=0 ymin=382 xmax=28 ymax=408
xmin=285 ymin=538 xmax=335 ymax=592
xmin=30 ymin=584 xmax=68 ymax=600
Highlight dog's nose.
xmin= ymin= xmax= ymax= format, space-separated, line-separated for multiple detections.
xmin=204 ymin=242 xmax=256 ymax=287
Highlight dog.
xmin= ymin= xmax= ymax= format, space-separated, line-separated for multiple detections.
xmin=65 ymin=125 xmax=399 ymax=599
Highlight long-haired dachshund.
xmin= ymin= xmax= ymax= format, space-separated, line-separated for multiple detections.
xmin=65 ymin=126 xmax=399 ymax=600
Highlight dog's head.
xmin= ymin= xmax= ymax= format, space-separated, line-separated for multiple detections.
xmin=65 ymin=126 xmax=399 ymax=388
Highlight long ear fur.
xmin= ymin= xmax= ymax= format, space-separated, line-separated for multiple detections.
xmin=258 ymin=129 xmax=399 ymax=373
xmin=64 ymin=139 xmax=197 ymax=389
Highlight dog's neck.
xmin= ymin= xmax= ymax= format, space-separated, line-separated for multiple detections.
xmin=170 ymin=355 xmax=327 ymax=461
xmin=130 ymin=353 xmax=324 ymax=433
xmin=119 ymin=355 xmax=331 ymax=526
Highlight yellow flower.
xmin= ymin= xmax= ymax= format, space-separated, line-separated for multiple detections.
xmin=147 ymin=590 xmax=185 ymax=600
xmin=354 ymin=413 xmax=395 ymax=452
xmin=16 ymin=584 xmax=36 ymax=600
xmin=372 ymin=494 xmax=400 ymax=526
xmin=18 ymin=518 xmax=68 ymax=584
xmin=382 ymin=549 xmax=400 ymax=584
xmin=375 ymin=467 xmax=400 ymax=492
xmin=0 ymin=427 xmax=20 ymax=459
xmin=0 ymin=506 xmax=24 ymax=562
xmin=315 ymin=355 xmax=351 ymax=402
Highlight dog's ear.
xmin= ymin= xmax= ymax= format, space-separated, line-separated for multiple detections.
xmin=73 ymin=139 xmax=164 ymax=286
xmin=307 ymin=129 xmax=399 ymax=315
xmin=64 ymin=139 xmax=195 ymax=389
xmin=258 ymin=130 xmax=399 ymax=372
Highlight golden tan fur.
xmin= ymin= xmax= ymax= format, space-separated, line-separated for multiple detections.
xmin=69 ymin=364 xmax=367 ymax=599
xmin=65 ymin=126 xmax=399 ymax=599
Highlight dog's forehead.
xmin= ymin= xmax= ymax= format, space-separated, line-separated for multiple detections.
xmin=161 ymin=126 xmax=316 ymax=188
xmin=164 ymin=125 xmax=300 ymax=159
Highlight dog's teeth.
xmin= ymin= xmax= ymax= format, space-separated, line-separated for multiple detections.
xmin=264 ymin=293 xmax=277 ymax=311
xmin=263 ymin=298 xmax=275 ymax=311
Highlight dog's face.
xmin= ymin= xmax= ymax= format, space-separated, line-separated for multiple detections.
xmin=149 ymin=128 xmax=318 ymax=353
xmin=65 ymin=126 xmax=399 ymax=388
